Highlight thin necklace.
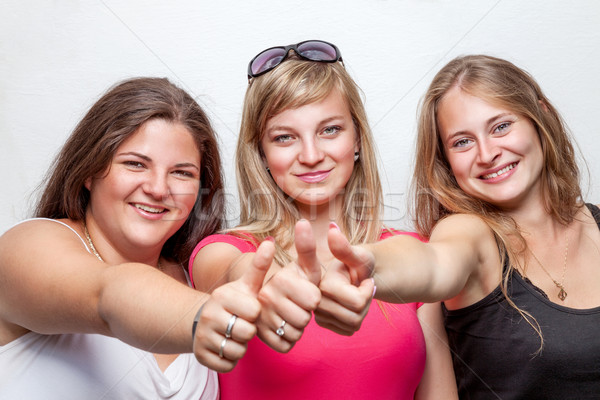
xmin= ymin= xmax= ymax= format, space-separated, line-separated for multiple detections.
xmin=84 ymin=224 xmax=104 ymax=262
xmin=529 ymin=231 xmax=569 ymax=301
xmin=84 ymin=223 xmax=163 ymax=270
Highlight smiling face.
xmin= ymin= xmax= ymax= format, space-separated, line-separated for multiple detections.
xmin=437 ymin=87 xmax=544 ymax=210
xmin=86 ymin=118 xmax=201 ymax=255
xmin=260 ymin=88 xmax=359 ymax=213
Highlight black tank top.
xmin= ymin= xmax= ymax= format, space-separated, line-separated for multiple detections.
xmin=443 ymin=204 xmax=600 ymax=399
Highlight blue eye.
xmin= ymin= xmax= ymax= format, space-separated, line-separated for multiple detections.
xmin=494 ymin=122 xmax=512 ymax=133
xmin=453 ymin=138 xmax=472 ymax=148
xmin=323 ymin=126 xmax=341 ymax=135
xmin=274 ymin=134 xmax=293 ymax=143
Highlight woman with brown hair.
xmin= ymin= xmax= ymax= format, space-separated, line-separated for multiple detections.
xmin=325 ymin=55 xmax=600 ymax=399
xmin=0 ymin=77 xmax=271 ymax=399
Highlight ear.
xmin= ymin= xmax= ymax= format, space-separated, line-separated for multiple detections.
xmin=538 ymin=99 xmax=550 ymax=113
xmin=84 ymin=177 xmax=92 ymax=191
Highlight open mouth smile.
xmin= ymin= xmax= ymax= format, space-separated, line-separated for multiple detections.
xmin=133 ymin=203 xmax=167 ymax=214
xmin=480 ymin=162 xmax=517 ymax=180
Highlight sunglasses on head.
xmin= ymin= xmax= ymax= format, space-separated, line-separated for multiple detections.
xmin=247 ymin=40 xmax=343 ymax=79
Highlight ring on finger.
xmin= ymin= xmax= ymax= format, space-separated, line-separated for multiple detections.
xmin=276 ymin=320 xmax=286 ymax=337
xmin=225 ymin=314 xmax=237 ymax=339
xmin=219 ymin=338 xmax=228 ymax=358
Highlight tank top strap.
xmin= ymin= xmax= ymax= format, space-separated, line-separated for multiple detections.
xmin=585 ymin=203 xmax=600 ymax=227
xmin=14 ymin=218 xmax=91 ymax=255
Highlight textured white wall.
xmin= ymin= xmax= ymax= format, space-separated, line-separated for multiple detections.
xmin=2 ymin=1 xmax=599 ymax=233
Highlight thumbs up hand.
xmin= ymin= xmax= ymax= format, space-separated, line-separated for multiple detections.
xmin=314 ymin=223 xmax=375 ymax=336
xmin=192 ymin=239 xmax=274 ymax=372
xmin=256 ymin=220 xmax=322 ymax=353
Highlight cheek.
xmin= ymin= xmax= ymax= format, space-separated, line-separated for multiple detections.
xmin=172 ymin=179 xmax=200 ymax=204
xmin=446 ymin=154 xmax=467 ymax=178
xmin=264 ymin=147 xmax=294 ymax=173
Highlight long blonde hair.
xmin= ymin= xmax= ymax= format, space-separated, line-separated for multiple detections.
xmin=235 ymin=58 xmax=383 ymax=265
xmin=411 ymin=54 xmax=583 ymax=350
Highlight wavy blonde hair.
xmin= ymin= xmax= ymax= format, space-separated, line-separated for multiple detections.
xmin=410 ymin=54 xmax=583 ymax=351
xmin=234 ymin=58 xmax=383 ymax=265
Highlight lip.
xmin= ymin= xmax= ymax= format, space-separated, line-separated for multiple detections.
xmin=295 ymin=169 xmax=332 ymax=183
xmin=130 ymin=202 xmax=169 ymax=220
xmin=478 ymin=162 xmax=518 ymax=182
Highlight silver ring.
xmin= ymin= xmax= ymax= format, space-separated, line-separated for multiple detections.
xmin=219 ymin=338 xmax=227 ymax=358
xmin=225 ymin=314 xmax=237 ymax=339
xmin=276 ymin=320 xmax=286 ymax=337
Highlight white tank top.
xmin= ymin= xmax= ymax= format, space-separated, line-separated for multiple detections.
xmin=0 ymin=218 xmax=219 ymax=399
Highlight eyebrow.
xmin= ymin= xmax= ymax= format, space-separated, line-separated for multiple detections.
xmin=444 ymin=112 xmax=514 ymax=140
xmin=117 ymin=151 xmax=200 ymax=171
xmin=486 ymin=112 xmax=513 ymax=126
xmin=266 ymin=115 xmax=347 ymax=135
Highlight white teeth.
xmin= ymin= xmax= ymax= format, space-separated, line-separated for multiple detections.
xmin=135 ymin=204 xmax=164 ymax=213
xmin=482 ymin=163 xmax=516 ymax=179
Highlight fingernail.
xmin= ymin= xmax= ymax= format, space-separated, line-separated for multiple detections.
xmin=265 ymin=236 xmax=275 ymax=243
xmin=371 ymin=278 xmax=377 ymax=298
xmin=329 ymin=222 xmax=340 ymax=230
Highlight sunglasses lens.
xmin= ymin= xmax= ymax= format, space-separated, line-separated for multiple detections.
xmin=296 ymin=41 xmax=338 ymax=61
xmin=251 ymin=48 xmax=287 ymax=76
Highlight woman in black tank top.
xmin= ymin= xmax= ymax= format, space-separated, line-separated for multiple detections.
xmin=320 ymin=55 xmax=600 ymax=399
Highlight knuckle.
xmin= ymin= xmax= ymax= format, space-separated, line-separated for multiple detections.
xmin=347 ymin=314 xmax=364 ymax=331
xmin=298 ymin=311 xmax=312 ymax=327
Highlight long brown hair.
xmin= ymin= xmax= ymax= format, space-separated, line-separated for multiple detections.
xmin=411 ymin=54 xmax=583 ymax=349
xmin=35 ymin=77 xmax=224 ymax=264
xmin=235 ymin=58 xmax=383 ymax=266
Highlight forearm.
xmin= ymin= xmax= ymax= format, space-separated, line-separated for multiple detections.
xmin=98 ymin=263 xmax=207 ymax=354
xmin=364 ymin=236 xmax=459 ymax=304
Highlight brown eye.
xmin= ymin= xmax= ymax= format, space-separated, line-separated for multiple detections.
xmin=124 ymin=161 xmax=145 ymax=168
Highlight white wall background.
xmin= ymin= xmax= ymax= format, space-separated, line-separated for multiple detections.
xmin=2 ymin=1 xmax=599 ymax=233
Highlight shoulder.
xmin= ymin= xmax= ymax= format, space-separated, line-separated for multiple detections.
xmin=0 ymin=218 xmax=88 ymax=256
xmin=380 ymin=227 xmax=426 ymax=242
xmin=434 ymin=214 xmax=503 ymax=307
xmin=188 ymin=232 xmax=259 ymax=289
xmin=431 ymin=213 xmax=495 ymax=242
xmin=430 ymin=214 xmax=498 ymax=271
xmin=190 ymin=233 xmax=257 ymax=262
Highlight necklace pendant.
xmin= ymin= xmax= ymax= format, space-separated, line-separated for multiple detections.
xmin=558 ymin=287 xmax=567 ymax=301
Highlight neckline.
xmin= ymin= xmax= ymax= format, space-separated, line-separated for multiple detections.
xmin=512 ymin=269 xmax=600 ymax=314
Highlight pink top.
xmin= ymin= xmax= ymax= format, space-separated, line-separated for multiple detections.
xmin=189 ymin=230 xmax=426 ymax=400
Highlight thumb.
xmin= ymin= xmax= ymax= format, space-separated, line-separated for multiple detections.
xmin=294 ymin=219 xmax=322 ymax=285
xmin=327 ymin=224 xmax=374 ymax=285
xmin=240 ymin=239 xmax=274 ymax=294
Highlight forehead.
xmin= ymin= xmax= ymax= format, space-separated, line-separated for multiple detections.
xmin=437 ymin=87 xmax=510 ymax=134
xmin=264 ymin=89 xmax=350 ymax=133
xmin=117 ymin=119 xmax=200 ymax=159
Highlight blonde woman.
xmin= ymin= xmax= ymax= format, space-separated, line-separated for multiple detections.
xmin=190 ymin=40 xmax=456 ymax=400
xmin=326 ymin=55 xmax=600 ymax=399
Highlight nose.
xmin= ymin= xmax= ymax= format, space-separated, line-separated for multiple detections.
xmin=298 ymin=138 xmax=325 ymax=165
xmin=142 ymin=170 xmax=170 ymax=201
xmin=477 ymin=138 xmax=501 ymax=165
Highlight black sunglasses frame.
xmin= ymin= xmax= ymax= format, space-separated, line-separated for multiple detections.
xmin=247 ymin=40 xmax=343 ymax=79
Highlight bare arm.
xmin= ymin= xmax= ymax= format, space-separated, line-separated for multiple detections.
xmin=414 ymin=302 xmax=458 ymax=400
xmin=314 ymin=215 xmax=501 ymax=335
xmin=329 ymin=214 xmax=500 ymax=304
xmin=0 ymin=219 xmax=270 ymax=372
